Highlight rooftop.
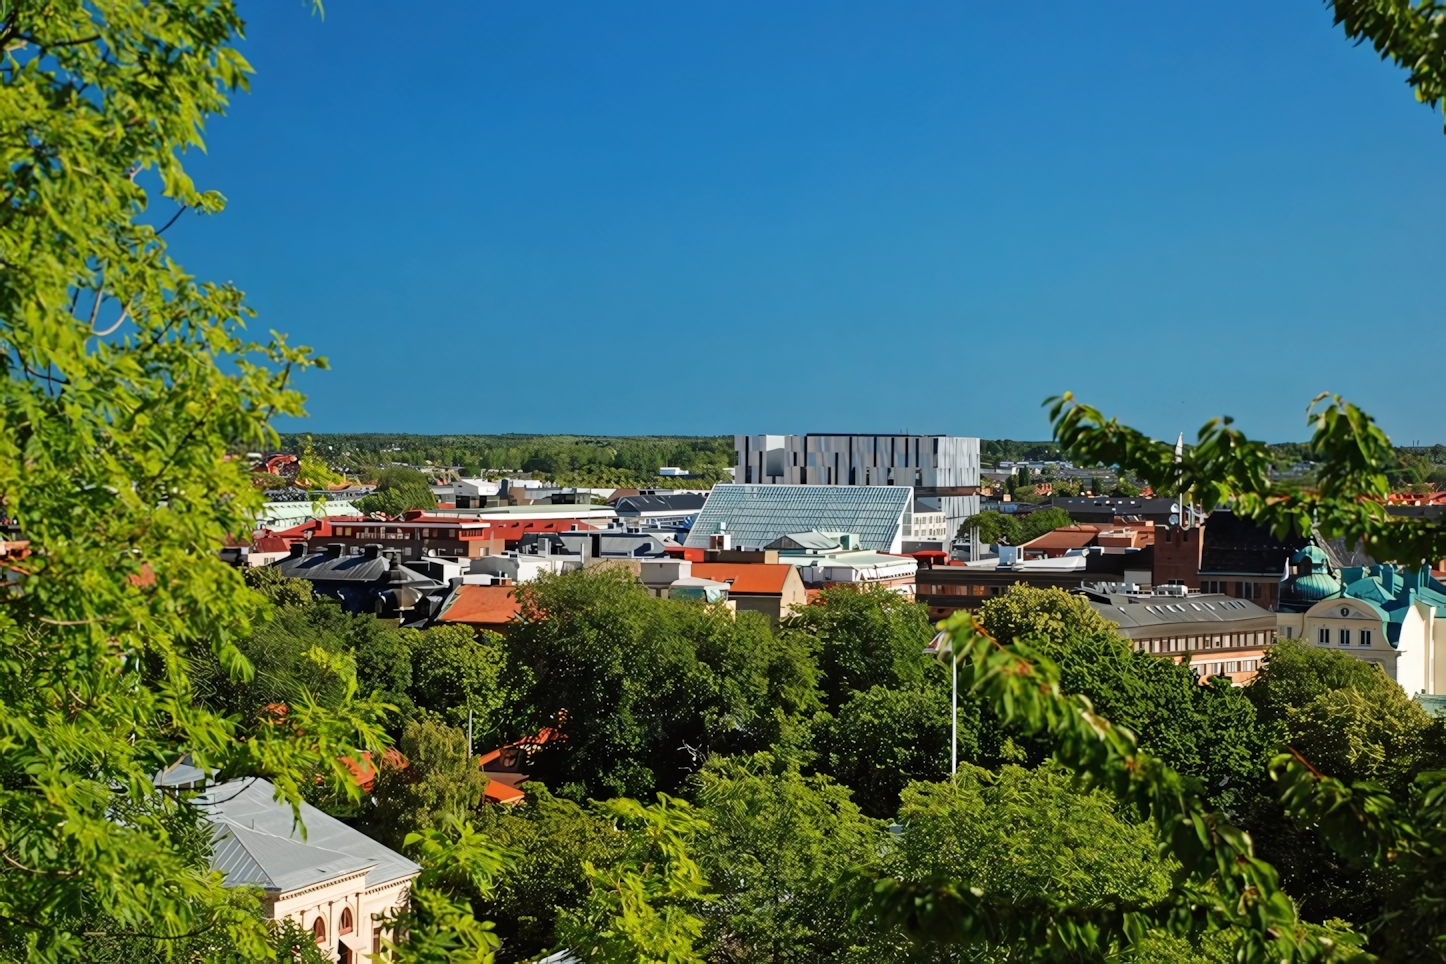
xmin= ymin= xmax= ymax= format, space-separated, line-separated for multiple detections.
xmin=437 ymin=585 xmax=523 ymax=626
xmin=191 ymin=777 xmax=419 ymax=894
xmin=690 ymin=562 xmax=797 ymax=595
xmin=684 ymin=484 xmax=911 ymax=552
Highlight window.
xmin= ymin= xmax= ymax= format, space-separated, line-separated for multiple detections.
xmin=1339 ymin=628 xmax=1351 ymax=646
xmin=1361 ymin=630 xmax=1372 ymax=647
xmin=340 ymin=907 xmax=354 ymax=935
xmin=1226 ymin=661 xmax=1240 ymax=673
xmin=312 ymin=917 xmax=326 ymax=944
xmin=1318 ymin=627 xmax=1330 ymax=644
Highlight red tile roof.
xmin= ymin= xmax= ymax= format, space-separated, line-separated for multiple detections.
xmin=690 ymin=562 xmax=795 ymax=595
xmin=438 ymin=585 xmax=523 ymax=627
xmin=1020 ymin=525 xmax=1100 ymax=551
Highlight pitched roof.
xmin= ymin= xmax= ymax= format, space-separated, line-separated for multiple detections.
xmin=437 ymin=585 xmax=522 ymax=626
xmin=1083 ymin=591 xmax=1275 ymax=638
xmin=766 ymin=531 xmax=842 ymax=551
xmin=1021 ymin=525 xmax=1099 ymax=551
xmin=685 ymin=484 xmax=910 ymax=551
xmin=690 ymin=562 xmax=795 ymax=595
xmin=194 ymin=778 xmax=418 ymax=893
xmin=614 ymin=493 xmax=707 ymax=514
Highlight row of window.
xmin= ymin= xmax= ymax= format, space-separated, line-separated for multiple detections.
xmin=1194 ymin=659 xmax=1259 ymax=676
xmin=926 ymin=583 xmax=1005 ymax=597
xmin=1133 ymin=631 xmax=1272 ymax=654
xmin=333 ymin=526 xmax=483 ymax=540
xmin=1199 ymin=580 xmax=1266 ymax=599
xmin=1317 ymin=627 xmax=1373 ymax=647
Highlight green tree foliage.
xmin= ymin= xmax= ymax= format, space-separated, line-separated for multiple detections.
xmin=556 ymin=795 xmax=713 ymax=964
xmin=1328 ymin=0 xmax=1446 ymax=129
xmin=193 ymin=569 xmax=419 ymax=737
xmin=408 ymin=625 xmax=508 ymax=741
xmin=958 ymin=511 xmax=1022 ymax=546
xmin=358 ymin=466 xmax=438 ymax=516
xmin=883 ymin=765 xmax=1179 ymax=960
xmin=976 ymin=587 xmax=1271 ymax=813
xmin=851 ymin=610 xmax=1363 ymax=963
xmin=782 ymin=584 xmax=935 ymax=713
xmin=380 ymin=818 xmax=512 ymax=964
xmin=503 ymin=568 xmax=819 ymax=799
xmin=470 ymin=786 xmax=631 ymax=961
xmin=1237 ymin=641 xmax=1446 ymax=930
xmin=362 ymin=720 xmax=489 ymax=851
xmin=815 ymin=685 xmax=956 ymax=818
xmin=958 ymin=507 xmax=1073 ymax=546
xmin=290 ymin=433 xmax=738 ymax=488
xmin=692 ymin=752 xmax=881 ymax=962
xmin=0 ymin=2 xmax=388 ymax=956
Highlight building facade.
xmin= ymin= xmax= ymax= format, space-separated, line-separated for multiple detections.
xmin=734 ymin=434 xmax=981 ymax=539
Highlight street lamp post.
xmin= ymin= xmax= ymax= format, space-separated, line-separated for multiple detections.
xmin=925 ymin=631 xmax=957 ymax=775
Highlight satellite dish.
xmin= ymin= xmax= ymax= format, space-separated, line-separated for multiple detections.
xmin=1170 ymin=503 xmax=1181 ymax=513
xmin=1169 ymin=514 xmax=1180 ymax=526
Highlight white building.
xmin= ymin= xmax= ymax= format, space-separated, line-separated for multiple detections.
xmin=158 ymin=767 xmax=419 ymax=964
xmin=734 ymin=434 xmax=981 ymax=540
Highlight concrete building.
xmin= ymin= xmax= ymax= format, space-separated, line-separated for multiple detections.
xmin=915 ymin=547 xmax=1155 ymax=620
xmin=734 ymin=434 xmax=981 ymax=539
xmin=1079 ymin=586 xmax=1276 ymax=685
xmin=764 ymin=531 xmax=919 ymax=594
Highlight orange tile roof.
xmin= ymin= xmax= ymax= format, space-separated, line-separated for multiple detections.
xmin=438 ymin=585 xmax=522 ymax=627
xmin=1020 ymin=525 xmax=1099 ymax=551
xmin=484 ymin=781 xmax=525 ymax=804
xmin=690 ymin=562 xmax=794 ymax=595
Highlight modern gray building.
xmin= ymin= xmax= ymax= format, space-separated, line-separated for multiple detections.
xmin=734 ymin=434 xmax=981 ymax=540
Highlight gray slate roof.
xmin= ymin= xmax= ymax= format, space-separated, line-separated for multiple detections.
xmin=685 ymin=485 xmax=910 ymax=551
xmin=1080 ymin=591 xmax=1275 ymax=639
xmin=614 ymin=493 xmax=706 ymax=515
xmin=193 ymin=778 xmax=419 ymax=894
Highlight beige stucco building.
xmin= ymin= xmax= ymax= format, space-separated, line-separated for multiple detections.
xmin=159 ymin=767 xmax=419 ymax=963
xmin=1275 ymin=547 xmax=1446 ymax=696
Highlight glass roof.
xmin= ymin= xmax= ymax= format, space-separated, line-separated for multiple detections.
xmin=685 ymin=484 xmax=911 ymax=552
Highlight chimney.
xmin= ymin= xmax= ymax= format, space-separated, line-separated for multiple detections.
xmin=325 ymin=543 xmax=345 ymax=559
xmin=363 ymin=544 xmax=381 ymax=559
xmin=288 ymin=542 xmax=306 ymax=558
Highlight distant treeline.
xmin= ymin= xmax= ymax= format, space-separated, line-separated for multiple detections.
xmin=286 ymin=433 xmax=1446 ymax=488
xmin=283 ymin=433 xmax=737 ymax=487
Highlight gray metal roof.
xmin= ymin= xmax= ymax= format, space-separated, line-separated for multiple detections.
xmin=1080 ymin=591 xmax=1275 ymax=639
xmin=614 ymin=493 xmax=707 ymax=515
xmin=684 ymin=485 xmax=910 ymax=552
xmin=193 ymin=778 xmax=419 ymax=894
xmin=765 ymin=531 xmax=843 ymax=551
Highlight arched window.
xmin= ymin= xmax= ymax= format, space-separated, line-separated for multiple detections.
xmin=312 ymin=917 xmax=326 ymax=943
xmin=339 ymin=907 xmax=354 ymax=935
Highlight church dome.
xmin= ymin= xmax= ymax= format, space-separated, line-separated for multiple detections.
xmin=1279 ymin=545 xmax=1342 ymax=611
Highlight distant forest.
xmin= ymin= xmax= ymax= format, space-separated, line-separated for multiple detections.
xmin=283 ymin=433 xmax=738 ymax=488
xmin=285 ymin=433 xmax=1446 ymax=489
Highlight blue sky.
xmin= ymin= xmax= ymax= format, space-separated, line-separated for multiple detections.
xmin=168 ymin=1 xmax=1446 ymax=443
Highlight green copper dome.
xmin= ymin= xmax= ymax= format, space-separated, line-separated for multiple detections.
xmin=1279 ymin=545 xmax=1342 ymax=611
